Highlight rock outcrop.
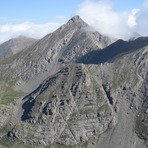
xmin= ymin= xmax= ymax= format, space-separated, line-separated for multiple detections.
xmin=9 ymin=64 xmax=116 ymax=146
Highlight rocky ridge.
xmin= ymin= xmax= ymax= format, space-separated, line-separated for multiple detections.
xmin=0 ymin=16 xmax=147 ymax=148
xmin=0 ymin=36 xmax=37 ymax=59
xmin=0 ymin=16 xmax=112 ymax=93
xmin=8 ymin=41 xmax=148 ymax=148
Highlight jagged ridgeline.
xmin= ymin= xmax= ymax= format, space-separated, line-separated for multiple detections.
xmin=0 ymin=16 xmax=147 ymax=148
xmin=0 ymin=16 xmax=112 ymax=94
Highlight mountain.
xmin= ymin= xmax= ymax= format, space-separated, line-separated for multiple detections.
xmin=78 ymin=37 xmax=148 ymax=64
xmin=0 ymin=36 xmax=37 ymax=59
xmin=6 ymin=37 xmax=148 ymax=148
xmin=129 ymin=32 xmax=141 ymax=41
xmin=0 ymin=15 xmax=113 ymax=93
xmin=0 ymin=16 xmax=147 ymax=148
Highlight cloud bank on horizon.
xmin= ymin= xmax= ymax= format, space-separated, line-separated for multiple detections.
xmin=0 ymin=0 xmax=148 ymax=43
xmin=0 ymin=22 xmax=62 ymax=43
xmin=76 ymin=0 xmax=148 ymax=39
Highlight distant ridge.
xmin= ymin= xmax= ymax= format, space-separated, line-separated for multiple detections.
xmin=78 ymin=36 xmax=148 ymax=64
xmin=0 ymin=36 xmax=37 ymax=58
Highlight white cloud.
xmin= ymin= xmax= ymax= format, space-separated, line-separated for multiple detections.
xmin=144 ymin=0 xmax=148 ymax=6
xmin=0 ymin=17 xmax=7 ymax=20
xmin=0 ymin=17 xmax=21 ymax=22
xmin=56 ymin=15 xmax=67 ymax=19
xmin=135 ymin=9 xmax=148 ymax=36
xmin=76 ymin=0 xmax=148 ymax=39
xmin=128 ymin=9 xmax=139 ymax=28
xmin=0 ymin=22 xmax=62 ymax=43
xmin=10 ymin=18 xmax=21 ymax=22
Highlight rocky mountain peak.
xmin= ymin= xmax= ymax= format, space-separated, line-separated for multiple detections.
xmin=0 ymin=15 xmax=148 ymax=148
xmin=69 ymin=15 xmax=80 ymax=22
xmin=67 ymin=15 xmax=88 ymax=27
xmin=0 ymin=15 xmax=113 ymax=93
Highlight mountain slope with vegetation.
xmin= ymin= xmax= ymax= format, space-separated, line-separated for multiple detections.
xmin=0 ymin=16 xmax=147 ymax=148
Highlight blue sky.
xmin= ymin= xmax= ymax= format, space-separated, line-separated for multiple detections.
xmin=113 ymin=0 xmax=143 ymax=11
xmin=0 ymin=0 xmax=148 ymax=43
xmin=0 ymin=0 xmax=83 ymax=25
xmin=0 ymin=0 xmax=144 ymax=24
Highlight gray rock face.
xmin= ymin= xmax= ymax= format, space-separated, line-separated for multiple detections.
xmin=78 ymin=37 xmax=148 ymax=64
xmin=9 ymin=43 xmax=148 ymax=147
xmin=0 ymin=16 xmax=147 ymax=148
xmin=0 ymin=104 xmax=13 ymax=129
xmin=0 ymin=16 xmax=113 ymax=93
xmin=10 ymin=64 xmax=116 ymax=146
xmin=0 ymin=36 xmax=37 ymax=58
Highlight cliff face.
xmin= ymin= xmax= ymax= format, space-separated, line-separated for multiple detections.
xmin=0 ymin=16 xmax=147 ymax=148
xmin=9 ymin=64 xmax=115 ymax=146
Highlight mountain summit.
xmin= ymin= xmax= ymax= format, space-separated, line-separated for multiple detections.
xmin=0 ymin=16 xmax=147 ymax=148
xmin=0 ymin=15 xmax=113 ymax=92
xmin=68 ymin=15 xmax=87 ymax=25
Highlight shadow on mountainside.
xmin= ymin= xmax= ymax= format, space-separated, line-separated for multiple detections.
xmin=77 ymin=37 xmax=148 ymax=64
xmin=21 ymin=96 xmax=36 ymax=121
xmin=21 ymin=85 xmax=42 ymax=121
xmin=21 ymin=76 xmax=57 ymax=121
xmin=21 ymin=37 xmax=148 ymax=121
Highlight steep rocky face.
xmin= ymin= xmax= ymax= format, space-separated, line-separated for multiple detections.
xmin=9 ymin=64 xmax=116 ymax=146
xmin=0 ymin=16 xmax=112 ymax=93
xmin=78 ymin=37 xmax=148 ymax=64
xmin=7 ymin=42 xmax=148 ymax=148
xmin=0 ymin=36 xmax=37 ymax=58
xmin=0 ymin=16 xmax=147 ymax=148
xmin=90 ymin=46 xmax=148 ymax=148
